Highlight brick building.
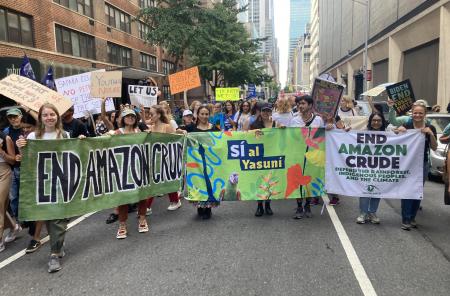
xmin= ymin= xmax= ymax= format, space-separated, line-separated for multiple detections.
xmin=0 ymin=0 xmax=194 ymax=108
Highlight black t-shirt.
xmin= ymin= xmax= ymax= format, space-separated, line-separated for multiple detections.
xmin=63 ymin=119 xmax=89 ymax=138
xmin=138 ymin=122 xmax=148 ymax=132
xmin=403 ymin=121 xmax=437 ymax=163
xmin=191 ymin=125 xmax=220 ymax=133
xmin=179 ymin=123 xmax=196 ymax=133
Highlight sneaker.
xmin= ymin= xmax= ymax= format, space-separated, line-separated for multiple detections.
xmin=401 ymin=222 xmax=411 ymax=231
xmin=25 ymin=239 xmax=41 ymax=254
xmin=329 ymin=197 xmax=340 ymax=206
xmin=146 ymin=208 xmax=152 ymax=216
xmin=5 ymin=224 xmax=22 ymax=243
xmin=48 ymin=255 xmax=62 ymax=273
xmin=116 ymin=223 xmax=127 ymax=239
xmin=138 ymin=219 xmax=149 ymax=233
xmin=0 ymin=241 xmax=5 ymax=253
xmin=410 ymin=219 xmax=417 ymax=228
xmin=368 ymin=213 xmax=380 ymax=224
xmin=167 ymin=200 xmax=182 ymax=211
xmin=356 ymin=214 xmax=367 ymax=224
xmin=304 ymin=209 xmax=312 ymax=218
xmin=105 ymin=213 xmax=118 ymax=224
xmin=293 ymin=207 xmax=304 ymax=219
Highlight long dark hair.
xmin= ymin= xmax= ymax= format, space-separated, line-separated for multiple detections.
xmin=224 ymin=100 xmax=236 ymax=115
xmin=367 ymin=112 xmax=387 ymax=131
xmin=196 ymin=105 xmax=210 ymax=126
xmin=236 ymin=101 xmax=251 ymax=122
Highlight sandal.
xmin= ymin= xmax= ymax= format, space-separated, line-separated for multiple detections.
xmin=116 ymin=223 xmax=127 ymax=239
xmin=138 ymin=219 xmax=149 ymax=233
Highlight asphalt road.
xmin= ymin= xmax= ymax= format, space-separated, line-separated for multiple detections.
xmin=0 ymin=180 xmax=449 ymax=296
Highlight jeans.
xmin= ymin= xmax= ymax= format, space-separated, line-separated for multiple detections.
xmin=9 ymin=166 xmax=20 ymax=219
xmin=359 ymin=197 xmax=380 ymax=214
xmin=401 ymin=162 xmax=429 ymax=222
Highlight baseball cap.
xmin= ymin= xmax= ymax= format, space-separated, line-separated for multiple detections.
xmin=121 ymin=108 xmax=136 ymax=117
xmin=183 ymin=110 xmax=193 ymax=117
xmin=6 ymin=108 xmax=23 ymax=116
xmin=260 ymin=102 xmax=272 ymax=111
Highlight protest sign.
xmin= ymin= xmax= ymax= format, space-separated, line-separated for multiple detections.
xmin=386 ymin=79 xmax=415 ymax=116
xmin=186 ymin=128 xmax=325 ymax=202
xmin=325 ymin=130 xmax=425 ymax=199
xmin=128 ymin=85 xmax=158 ymax=107
xmin=0 ymin=74 xmax=73 ymax=115
xmin=168 ymin=67 xmax=201 ymax=95
xmin=55 ymin=70 xmax=115 ymax=118
xmin=216 ymin=87 xmax=240 ymax=101
xmin=19 ymin=133 xmax=185 ymax=221
xmin=311 ymin=78 xmax=344 ymax=118
xmin=90 ymin=71 xmax=122 ymax=98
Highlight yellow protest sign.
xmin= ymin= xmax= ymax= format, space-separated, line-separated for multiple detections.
xmin=90 ymin=71 xmax=122 ymax=98
xmin=215 ymin=87 xmax=240 ymax=101
xmin=0 ymin=74 xmax=73 ymax=115
xmin=168 ymin=67 xmax=201 ymax=95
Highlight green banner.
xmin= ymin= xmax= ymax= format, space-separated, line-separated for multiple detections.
xmin=185 ymin=128 xmax=325 ymax=201
xmin=19 ymin=133 xmax=185 ymax=221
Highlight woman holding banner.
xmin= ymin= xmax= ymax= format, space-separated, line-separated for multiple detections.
xmin=113 ymin=108 xmax=150 ymax=239
xmin=146 ymin=105 xmax=182 ymax=212
xmin=395 ymin=102 xmax=437 ymax=230
xmin=16 ymin=103 xmax=72 ymax=273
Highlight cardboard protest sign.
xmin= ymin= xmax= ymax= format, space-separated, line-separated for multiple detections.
xmin=216 ymin=87 xmax=240 ymax=101
xmin=19 ymin=132 xmax=185 ymax=221
xmin=311 ymin=78 xmax=344 ymax=118
xmin=90 ymin=71 xmax=122 ymax=98
xmin=168 ymin=67 xmax=201 ymax=95
xmin=186 ymin=128 xmax=325 ymax=201
xmin=326 ymin=130 xmax=425 ymax=199
xmin=128 ymin=85 xmax=158 ymax=107
xmin=55 ymin=70 xmax=115 ymax=118
xmin=0 ymin=74 xmax=73 ymax=115
xmin=386 ymin=79 xmax=415 ymax=116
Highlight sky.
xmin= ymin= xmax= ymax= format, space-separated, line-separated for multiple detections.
xmin=274 ymin=0 xmax=290 ymax=87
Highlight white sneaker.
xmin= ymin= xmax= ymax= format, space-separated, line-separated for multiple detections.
xmin=368 ymin=213 xmax=380 ymax=224
xmin=356 ymin=214 xmax=367 ymax=224
xmin=5 ymin=224 xmax=22 ymax=243
xmin=167 ymin=200 xmax=182 ymax=211
xmin=146 ymin=208 xmax=152 ymax=216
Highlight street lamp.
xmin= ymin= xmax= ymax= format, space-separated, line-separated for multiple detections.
xmin=353 ymin=0 xmax=370 ymax=93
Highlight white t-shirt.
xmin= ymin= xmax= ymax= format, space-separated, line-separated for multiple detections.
xmin=288 ymin=114 xmax=324 ymax=128
xmin=272 ymin=112 xmax=293 ymax=127
xmin=337 ymin=107 xmax=356 ymax=117
xmin=27 ymin=131 xmax=70 ymax=140
xmin=169 ymin=119 xmax=178 ymax=130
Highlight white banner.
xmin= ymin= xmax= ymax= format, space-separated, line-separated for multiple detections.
xmin=325 ymin=130 xmax=425 ymax=199
xmin=128 ymin=85 xmax=158 ymax=108
xmin=55 ymin=70 xmax=115 ymax=118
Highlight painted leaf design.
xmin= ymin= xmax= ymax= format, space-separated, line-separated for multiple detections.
xmin=186 ymin=162 xmax=200 ymax=168
xmin=305 ymin=149 xmax=325 ymax=167
xmin=285 ymin=164 xmax=312 ymax=198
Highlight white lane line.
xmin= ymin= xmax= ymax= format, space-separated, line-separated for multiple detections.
xmin=0 ymin=212 xmax=96 ymax=270
xmin=323 ymin=194 xmax=378 ymax=296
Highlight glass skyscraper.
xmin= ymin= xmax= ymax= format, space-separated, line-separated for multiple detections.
xmin=289 ymin=0 xmax=311 ymax=59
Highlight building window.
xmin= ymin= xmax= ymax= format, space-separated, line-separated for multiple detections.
xmin=139 ymin=0 xmax=156 ymax=8
xmin=162 ymin=60 xmax=175 ymax=75
xmin=138 ymin=22 xmax=150 ymax=40
xmin=303 ymin=53 xmax=310 ymax=63
xmin=105 ymin=3 xmax=131 ymax=33
xmin=0 ymin=8 xmax=33 ymax=46
xmin=53 ymin=0 xmax=93 ymax=18
xmin=162 ymin=85 xmax=170 ymax=99
xmin=140 ymin=53 xmax=157 ymax=71
xmin=55 ymin=25 xmax=95 ymax=59
xmin=107 ymin=42 xmax=131 ymax=66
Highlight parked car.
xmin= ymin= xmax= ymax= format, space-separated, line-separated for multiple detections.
xmin=428 ymin=113 xmax=450 ymax=179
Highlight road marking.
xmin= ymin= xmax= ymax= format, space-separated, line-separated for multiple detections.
xmin=323 ymin=194 xmax=378 ymax=296
xmin=0 ymin=212 xmax=95 ymax=270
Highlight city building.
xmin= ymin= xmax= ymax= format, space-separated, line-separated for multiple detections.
xmin=309 ymin=0 xmax=319 ymax=87
xmin=289 ymin=0 xmax=311 ymax=60
xmin=317 ymin=0 xmax=449 ymax=108
xmin=293 ymin=24 xmax=311 ymax=91
xmin=0 ymin=0 xmax=189 ymax=109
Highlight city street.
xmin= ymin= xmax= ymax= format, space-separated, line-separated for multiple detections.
xmin=0 ymin=180 xmax=449 ymax=296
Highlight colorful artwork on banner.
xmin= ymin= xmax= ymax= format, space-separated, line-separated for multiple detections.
xmin=55 ymin=70 xmax=115 ymax=118
xmin=325 ymin=130 xmax=425 ymax=199
xmin=216 ymin=87 xmax=240 ymax=101
xmin=168 ymin=67 xmax=201 ymax=95
xmin=185 ymin=128 xmax=325 ymax=202
xmin=0 ymin=74 xmax=73 ymax=115
xmin=311 ymin=78 xmax=344 ymax=119
xmin=386 ymin=79 xmax=415 ymax=116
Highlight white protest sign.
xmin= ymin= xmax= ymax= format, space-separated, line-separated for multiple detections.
xmin=325 ymin=130 xmax=425 ymax=199
xmin=55 ymin=70 xmax=115 ymax=118
xmin=128 ymin=85 xmax=158 ymax=108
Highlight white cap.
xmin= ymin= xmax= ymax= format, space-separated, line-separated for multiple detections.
xmin=183 ymin=110 xmax=193 ymax=117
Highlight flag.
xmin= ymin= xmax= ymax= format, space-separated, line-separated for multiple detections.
xmin=41 ymin=66 xmax=56 ymax=90
xmin=19 ymin=54 xmax=36 ymax=80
